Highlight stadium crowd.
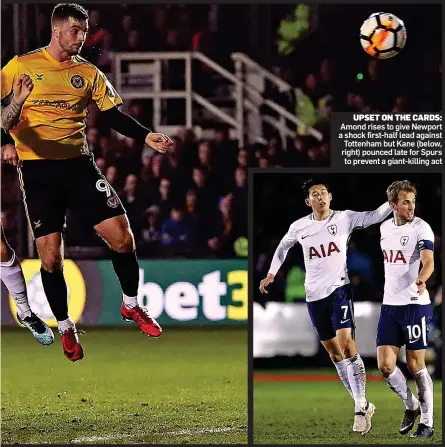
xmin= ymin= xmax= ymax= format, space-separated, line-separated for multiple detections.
xmin=1 ymin=126 xmax=248 ymax=259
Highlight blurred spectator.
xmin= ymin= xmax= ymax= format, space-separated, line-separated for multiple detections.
xmin=95 ymin=157 xmax=105 ymax=173
xmin=197 ymin=139 xmax=222 ymax=195
xmin=106 ymin=165 xmax=120 ymax=192
xmin=232 ymin=167 xmax=248 ymax=229
xmin=83 ymin=10 xmax=111 ymax=64
xmin=138 ymin=205 xmax=163 ymax=257
xmin=87 ymin=128 xmax=101 ymax=153
xmin=96 ymin=34 xmax=113 ymax=72
xmin=191 ymin=166 xmax=218 ymax=213
xmin=156 ymin=177 xmax=174 ymax=222
xmin=161 ymin=204 xmax=197 ymax=257
xmin=119 ymin=174 xmax=147 ymax=236
xmin=206 ymin=193 xmax=247 ymax=258
xmin=237 ymin=148 xmax=249 ymax=169
xmin=347 ymin=241 xmax=373 ymax=283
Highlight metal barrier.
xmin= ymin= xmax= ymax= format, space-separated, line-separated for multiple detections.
xmin=111 ymin=51 xmax=323 ymax=146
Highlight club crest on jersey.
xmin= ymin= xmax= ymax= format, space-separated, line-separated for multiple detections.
xmin=35 ymin=73 xmax=44 ymax=81
xmin=71 ymin=75 xmax=84 ymax=89
xmin=327 ymin=224 xmax=337 ymax=236
xmin=400 ymin=236 xmax=409 ymax=246
xmin=107 ymin=196 xmax=119 ymax=208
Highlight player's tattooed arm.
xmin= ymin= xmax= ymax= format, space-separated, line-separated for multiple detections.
xmin=0 ymin=73 xmax=34 ymax=132
xmin=1 ymin=98 xmax=23 ymax=132
xmin=416 ymin=249 xmax=434 ymax=295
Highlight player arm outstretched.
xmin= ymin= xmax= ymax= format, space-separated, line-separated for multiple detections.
xmin=91 ymin=68 xmax=172 ymax=154
xmin=101 ymin=107 xmax=172 ymax=153
xmin=415 ymin=223 xmax=435 ymax=295
xmin=347 ymin=201 xmax=392 ymax=231
xmin=259 ymin=223 xmax=298 ymax=294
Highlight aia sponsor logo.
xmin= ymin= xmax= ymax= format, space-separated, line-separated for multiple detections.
xmin=309 ymin=242 xmax=340 ymax=259
xmin=382 ymin=249 xmax=407 ymax=264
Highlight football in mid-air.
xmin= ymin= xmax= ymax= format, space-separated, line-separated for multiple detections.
xmin=360 ymin=12 xmax=407 ymax=59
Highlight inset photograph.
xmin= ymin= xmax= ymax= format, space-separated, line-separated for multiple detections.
xmin=253 ymin=172 xmax=442 ymax=444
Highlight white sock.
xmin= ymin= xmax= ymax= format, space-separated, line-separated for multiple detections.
xmin=413 ymin=368 xmax=434 ymax=427
xmin=346 ymin=353 xmax=368 ymax=412
xmin=58 ymin=317 xmax=75 ymax=334
xmin=0 ymin=251 xmax=32 ymax=319
xmin=123 ymin=293 xmax=138 ymax=308
xmin=333 ymin=359 xmax=354 ymax=399
xmin=384 ymin=367 xmax=419 ymax=411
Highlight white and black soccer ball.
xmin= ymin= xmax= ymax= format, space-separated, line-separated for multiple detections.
xmin=360 ymin=12 xmax=407 ymax=59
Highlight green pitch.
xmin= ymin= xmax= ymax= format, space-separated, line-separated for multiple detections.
xmin=2 ymin=327 xmax=247 ymax=444
xmin=254 ymin=370 xmax=442 ymax=444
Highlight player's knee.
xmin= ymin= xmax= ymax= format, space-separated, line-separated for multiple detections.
xmin=112 ymin=230 xmax=135 ymax=253
xmin=378 ymin=361 xmax=395 ymax=378
xmin=341 ymin=339 xmax=357 ymax=359
xmin=40 ymin=253 xmax=63 ymax=272
xmin=407 ymin=357 xmax=425 ymax=375
xmin=329 ymin=352 xmax=344 ymax=363
xmin=0 ymin=241 xmax=12 ymax=263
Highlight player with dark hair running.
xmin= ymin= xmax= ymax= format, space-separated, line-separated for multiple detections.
xmin=259 ymin=178 xmax=392 ymax=435
xmin=1 ymin=3 xmax=172 ymax=362
xmin=1 ymin=72 xmax=54 ymax=345
xmin=377 ymin=181 xmax=435 ymax=439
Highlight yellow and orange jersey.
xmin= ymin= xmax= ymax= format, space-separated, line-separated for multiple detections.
xmin=1 ymin=47 xmax=123 ymax=160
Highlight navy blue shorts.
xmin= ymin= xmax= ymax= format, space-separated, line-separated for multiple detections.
xmin=306 ymin=285 xmax=355 ymax=341
xmin=376 ymin=304 xmax=433 ymax=350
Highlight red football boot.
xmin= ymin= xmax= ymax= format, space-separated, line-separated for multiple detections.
xmin=61 ymin=328 xmax=84 ymax=362
xmin=120 ymin=303 xmax=162 ymax=337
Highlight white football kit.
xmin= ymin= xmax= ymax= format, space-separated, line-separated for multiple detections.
xmin=380 ymin=217 xmax=435 ymax=306
xmin=268 ymin=202 xmax=392 ymax=302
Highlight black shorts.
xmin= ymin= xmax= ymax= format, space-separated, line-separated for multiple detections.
xmin=18 ymin=155 xmax=126 ymax=239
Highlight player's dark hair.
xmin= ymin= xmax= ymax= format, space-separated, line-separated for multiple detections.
xmin=386 ymin=180 xmax=417 ymax=203
xmin=51 ymin=3 xmax=88 ymax=24
xmin=302 ymin=178 xmax=329 ymax=197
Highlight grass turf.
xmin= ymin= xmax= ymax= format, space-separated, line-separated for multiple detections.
xmin=254 ymin=371 xmax=442 ymax=444
xmin=1 ymin=327 xmax=247 ymax=444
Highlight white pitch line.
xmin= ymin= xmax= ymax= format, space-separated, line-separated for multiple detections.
xmin=165 ymin=427 xmax=234 ymax=436
xmin=72 ymin=434 xmax=133 ymax=443
xmin=72 ymin=426 xmax=239 ymax=443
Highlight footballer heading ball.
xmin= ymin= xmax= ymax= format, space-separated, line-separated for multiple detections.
xmin=360 ymin=12 xmax=407 ymax=59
